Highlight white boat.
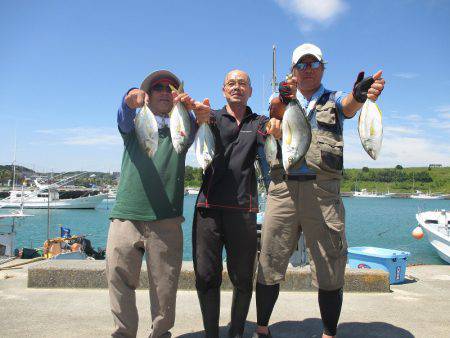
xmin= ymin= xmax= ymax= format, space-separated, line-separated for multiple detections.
xmin=410 ymin=190 xmax=445 ymax=200
xmin=0 ymin=189 xmax=106 ymax=209
xmin=353 ymin=188 xmax=388 ymax=198
xmin=416 ymin=210 xmax=450 ymax=264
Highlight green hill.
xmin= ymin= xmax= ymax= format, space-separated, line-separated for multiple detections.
xmin=341 ymin=166 xmax=450 ymax=194
xmin=2 ymin=164 xmax=449 ymax=194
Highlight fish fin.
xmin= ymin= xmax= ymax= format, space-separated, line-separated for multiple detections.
xmin=376 ymin=102 xmax=382 ymax=118
xmin=170 ymin=81 xmax=184 ymax=94
xmin=169 ymin=84 xmax=178 ymax=94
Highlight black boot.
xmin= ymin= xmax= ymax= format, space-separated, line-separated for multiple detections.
xmin=228 ymin=288 xmax=253 ymax=338
xmin=197 ymin=288 xmax=220 ymax=338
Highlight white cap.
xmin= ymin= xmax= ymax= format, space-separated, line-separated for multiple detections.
xmin=291 ymin=43 xmax=325 ymax=66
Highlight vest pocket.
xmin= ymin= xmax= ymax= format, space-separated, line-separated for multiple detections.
xmin=316 ymin=108 xmax=336 ymax=126
xmin=317 ymin=136 xmax=343 ymax=173
xmin=316 ymin=108 xmax=340 ymax=134
xmin=321 ymin=149 xmax=343 ymax=171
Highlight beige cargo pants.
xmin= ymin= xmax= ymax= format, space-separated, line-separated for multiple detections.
xmin=106 ymin=217 xmax=183 ymax=338
xmin=257 ymin=175 xmax=347 ymax=291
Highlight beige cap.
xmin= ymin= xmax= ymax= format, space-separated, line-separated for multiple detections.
xmin=291 ymin=43 xmax=325 ymax=66
xmin=140 ymin=70 xmax=180 ymax=94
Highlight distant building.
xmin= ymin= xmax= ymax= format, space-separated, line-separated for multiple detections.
xmin=428 ymin=164 xmax=442 ymax=168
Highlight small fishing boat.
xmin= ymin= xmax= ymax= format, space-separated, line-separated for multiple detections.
xmin=416 ymin=210 xmax=450 ymax=264
xmin=410 ymin=190 xmax=445 ymax=200
xmin=353 ymin=188 xmax=388 ymax=198
xmin=0 ymin=210 xmax=34 ymax=258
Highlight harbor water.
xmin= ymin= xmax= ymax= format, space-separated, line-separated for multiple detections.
xmin=1 ymin=195 xmax=449 ymax=265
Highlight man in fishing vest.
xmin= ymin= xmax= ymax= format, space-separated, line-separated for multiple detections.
xmin=193 ymin=69 xmax=281 ymax=338
xmin=107 ymin=70 xmax=209 ymax=338
xmin=253 ymin=44 xmax=385 ymax=338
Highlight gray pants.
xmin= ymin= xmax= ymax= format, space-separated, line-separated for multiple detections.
xmin=106 ymin=217 xmax=183 ymax=338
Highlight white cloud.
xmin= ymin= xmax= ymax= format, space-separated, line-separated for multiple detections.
xmin=426 ymin=118 xmax=450 ymax=131
xmin=383 ymin=126 xmax=419 ymax=136
xmin=403 ymin=114 xmax=422 ymax=122
xmin=274 ymin=0 xmax=348 ymax=32
xmin=393 ymin=72 xmax=419 ymax=79
xmin=344 ymin=132 xmax=450 ymax=168
xmin=436 ymin=105 xmax=450 ymax=114
xmin=35 ymin=127 xmax=122 ymax=146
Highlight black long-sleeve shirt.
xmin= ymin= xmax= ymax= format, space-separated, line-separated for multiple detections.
xmin=196 ymin=106 xmax=268 ymax=212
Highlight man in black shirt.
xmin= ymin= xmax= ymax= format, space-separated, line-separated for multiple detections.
xmin=193 ymin=69 xmax=281 ymax=338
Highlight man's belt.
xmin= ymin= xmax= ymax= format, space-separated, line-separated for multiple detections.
xmin=283 ymin=174 xmax=316 ymax=181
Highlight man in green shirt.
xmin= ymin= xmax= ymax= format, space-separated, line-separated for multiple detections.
xmin=107 ymin=70 xmax=209 ymax=338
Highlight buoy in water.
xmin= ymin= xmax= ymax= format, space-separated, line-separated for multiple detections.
xmin=412 ymin=226 xmax=424 ymax=240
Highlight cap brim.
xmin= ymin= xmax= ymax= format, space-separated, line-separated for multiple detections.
xmin=293 ymin=53 xmax=324 ymax=66
xmin=140 ymin=70 xmax=181 ymax=94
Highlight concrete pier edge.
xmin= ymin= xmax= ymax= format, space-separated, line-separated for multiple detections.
xmin=27 ymin=260 xmax=390 ymax=292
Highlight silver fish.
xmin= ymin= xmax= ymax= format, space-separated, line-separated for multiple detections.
xmin=264 ymin=133 xmax=278 ymax=167
xmin=195 ymin=123 xmax=215 ymax=172
xmin=169 ymin=82 xmax=194 ymax=154
xmin=281 ymin=100 xmax=311 ymax=171
xmin=358 ymin=99 xmax=383 ymax=160
xmin=134 ymin=103 xmax=159 ymax=158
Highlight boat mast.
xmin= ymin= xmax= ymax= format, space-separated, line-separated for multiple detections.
xmin=271 ymin=45 xmax=278 ymax=95
xmin=12 ymin=131 xmax=17 ymax=191
xmin=47 ymin=184 xmax=50 ymax=256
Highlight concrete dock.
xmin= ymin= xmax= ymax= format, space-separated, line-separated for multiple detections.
xmin=26 ymin=260 xmax=390 ymax=292
xmin=1 ymin=260 xmax=449 ymax=337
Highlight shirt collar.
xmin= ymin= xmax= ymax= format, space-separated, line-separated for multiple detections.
xmin=154 ymin=114 xmax=170 ymax=129
xmin=220 ymin=106 xmax=254 ymax=119
xmin=296 ymin=84 xmax=326 ymax=113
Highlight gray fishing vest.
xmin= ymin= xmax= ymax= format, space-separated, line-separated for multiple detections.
xmin=305 ymin=91 xmax=344 ymax=179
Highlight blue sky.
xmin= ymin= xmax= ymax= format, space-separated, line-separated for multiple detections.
xmin=1 ymin=0 xmax=449 ymax=172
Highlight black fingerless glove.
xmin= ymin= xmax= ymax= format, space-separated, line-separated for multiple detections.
xmin=278 ymin=81 xmax=292 ymax=104
xmin=352 ymin=71 xmax=374 ymax=103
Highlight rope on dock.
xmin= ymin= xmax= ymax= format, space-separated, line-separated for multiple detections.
xmin=0 ymin=257 xmax=46 ymax=270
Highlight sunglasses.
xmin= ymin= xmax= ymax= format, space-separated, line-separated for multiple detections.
xmin=151 ymin=83 xmax=176 ymax=93
xmin=294 ymin=61 xmax=322 ymax=71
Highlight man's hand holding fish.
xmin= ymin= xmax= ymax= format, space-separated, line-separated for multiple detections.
xmin=125 ymin=88 xmax=149 ymax=109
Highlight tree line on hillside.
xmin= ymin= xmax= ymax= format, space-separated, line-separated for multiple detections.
xmin=343 ymin=168 xmax=432 ymax=183
xmin=0 ymin=165 xmax=441 ymax=189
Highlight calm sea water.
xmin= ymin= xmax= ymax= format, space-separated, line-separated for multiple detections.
xmin=1 ymin=196 xmax=449 ymax=264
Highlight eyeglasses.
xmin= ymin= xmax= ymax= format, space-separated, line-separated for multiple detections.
xmin=225 ymin=80 xmax=249 ymax=88
xmin=151 ymin=83 xmax=174 ymax=93
xmin=294 ymin=61 xmax=322 ymax=71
